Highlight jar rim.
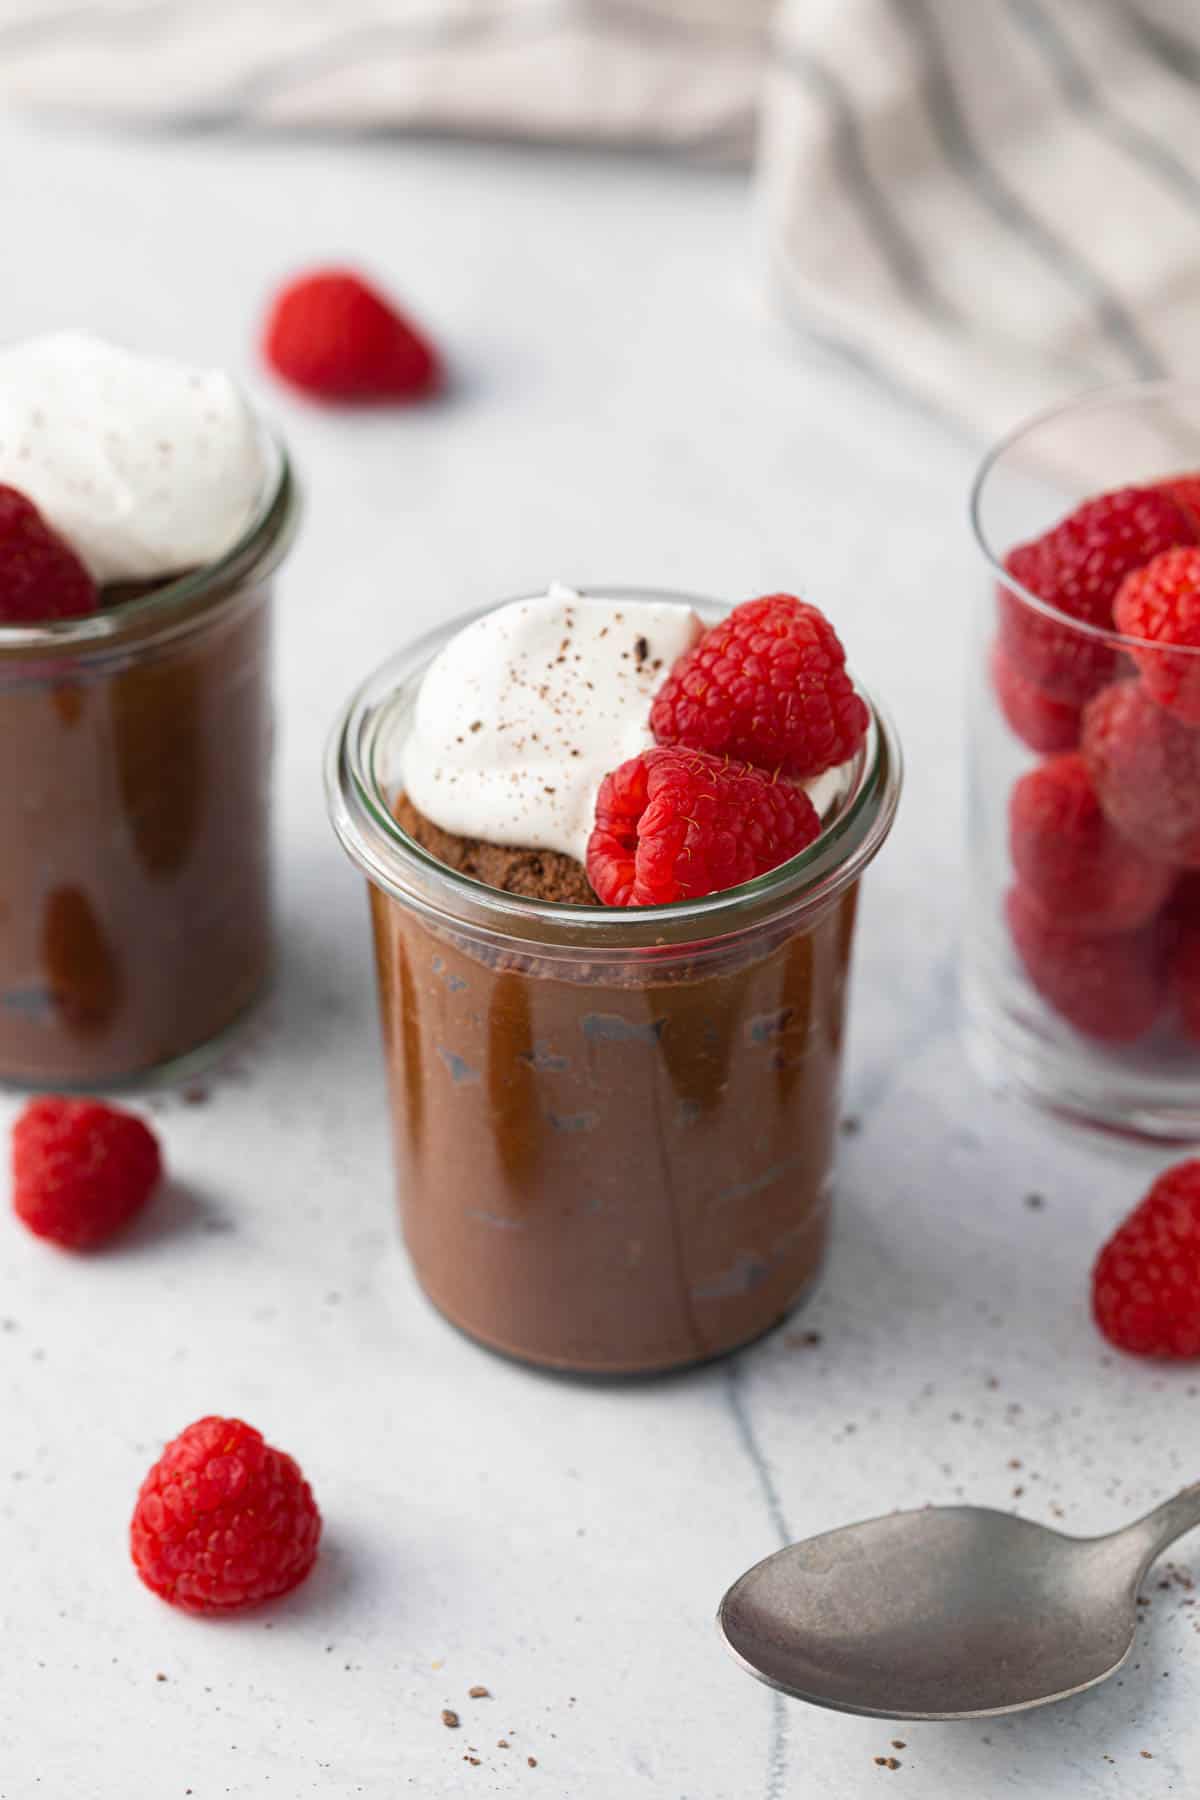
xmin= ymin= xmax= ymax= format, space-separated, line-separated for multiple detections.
xmin=970 ymin=376 xmax=1200 ymax=661
xmin=326 ymin=588 xmax=903 ymax=956
xmin=0 ymin=420 xmax=296 ymax=653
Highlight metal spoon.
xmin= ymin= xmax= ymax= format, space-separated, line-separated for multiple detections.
xmin=718 ymin=1485 xmax=1200 ymax=1720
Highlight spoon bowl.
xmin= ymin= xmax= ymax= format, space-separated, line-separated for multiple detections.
xmin=719 ymin=1485 xmax=1200 ymax=1720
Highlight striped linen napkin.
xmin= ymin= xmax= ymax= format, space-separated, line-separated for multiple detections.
xmin=1 ymin=0 xmax=1197 ymax=435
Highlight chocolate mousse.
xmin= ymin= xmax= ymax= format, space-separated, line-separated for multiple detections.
xmin=330 ymin=585 xmax=900 ymax=1373
xmin=392 ymin=793 xmax=596 ymax=904
xmin=370 ymin=866 xmax=855 ymax=1372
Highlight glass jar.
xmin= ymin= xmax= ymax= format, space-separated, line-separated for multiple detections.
xmin=967 ymin=381 xmax=1200 ymax=1139
xmin=328 ymin=591 xmax=902 ymax=1375
xmin=0 ymin=435 xmax=296 ymax=1088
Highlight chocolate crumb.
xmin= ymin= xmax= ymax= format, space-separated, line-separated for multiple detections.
xmin=1142 ymin=1750 xmax=1154 ymax=1759
xmin=874 ymin=1755 xmax=901 ymax=1769
xmin=634 ymin=636 xmax=649 ymax=664
xmin=155 ymin=1672 xmax=167 ymax=1682
xmin=442 ymin=1710 xmax=460 ymax=1729
xmin=468 ymin=1685 xmax=491 ymax=1699
xmin=527 ymin=1756 xmax=538 ymax=1768
xmin=498 ymin=1739 xmax=510 ymax=1749
xmin=469 ymin=720 xmax=482 ymax=733
xmin=464 ymin=1754 xmax=481 ymax=1765
xmin=891 ymin=1740 xmax=906 ymax=1750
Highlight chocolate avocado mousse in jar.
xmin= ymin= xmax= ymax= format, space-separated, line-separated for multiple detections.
xmin=0 ymin=332 xmax=296 ymax=1087
xmin=329 ymin=584 xmax=900 ymax=1375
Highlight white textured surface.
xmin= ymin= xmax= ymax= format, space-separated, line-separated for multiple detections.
xmin=0 ymin=117 xmax=1195 ymax=1800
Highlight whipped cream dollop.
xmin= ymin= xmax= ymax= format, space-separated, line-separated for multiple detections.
xmin=400 ymin=585 xmax=858 ymax=867
xmin=0 ymin=331 xmax=267 ymax=583
xmin=401 ymin=586 xmax=704 ymax=865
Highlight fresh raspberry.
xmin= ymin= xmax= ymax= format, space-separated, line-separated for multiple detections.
xmin=586 ymin=746 xmax=821 ymax=906
xmin=1154 ymin=473 xmax=1200 ymax=535
xmin=1113 ymin=546 xmax=1200 ymax=723
xmin=649 ymin=594 xmax=868 ymax=780
xmin=1092 ymin=1161 xmax=1200 ymax=1356
xmin=131 ymin=1416 xmax=321 ymax=1613
xmin=1160 ymin=876 xmax=1200 ymax=1039
xmin=1009 ymin=753 xmax=1172 ymax=934
xmin=1005 ymin=886 xmax=1162 ymax=1043
xmin=11 ymin=1097 xmax=161 ymax=1248
xmin=1083 ymin=678 xmax=1200 ymax=864
xmin=998 ymin=486 xmax=1194 ymax=702
xmin=0 ymin=486 xmax=97 ymax=624
xmin=1169 ymin=917 xmax=1200 ymax=1042
xmin=990 ymin=639 xmax=1082 ymax=752
xmin=263 ymin=268 xmax=441 ymax=403
xmin=1166 ymin=870 xmax=1200 ymax=924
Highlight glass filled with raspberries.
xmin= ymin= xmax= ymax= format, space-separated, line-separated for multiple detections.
xmin=329 ymin=586 xmax=901 ymax=1374
xmin=969 ymin=381 xmax=1200 ymax=1137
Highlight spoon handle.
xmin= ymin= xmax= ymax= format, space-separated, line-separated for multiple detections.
xmin=1113 ymin=1483 xmax=1200 ymax=1574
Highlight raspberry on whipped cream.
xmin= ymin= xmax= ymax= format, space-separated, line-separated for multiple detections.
xmin=0 ymin=331 xmax=266 ymax=584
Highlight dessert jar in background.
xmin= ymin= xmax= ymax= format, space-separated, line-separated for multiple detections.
xmin=966 ymin=382 xmax=1200 ymax=1140
xmin=328 ymin=594 xmax=901 ymax=1376
xmin=0 ymin=439 xmax=296 ymax=1088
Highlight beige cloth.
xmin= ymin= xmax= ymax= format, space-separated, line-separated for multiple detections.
xmin=3 ymin=0 xmax=1199 ymax=435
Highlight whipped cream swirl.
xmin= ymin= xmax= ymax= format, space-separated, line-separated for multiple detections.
xmin=0 ymin=331 xmax=267 ymax=584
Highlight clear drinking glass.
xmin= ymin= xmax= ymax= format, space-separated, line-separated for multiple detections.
xmin=0 ymin=435 xmax=297 ymax=1088
xmin=966 ymin=381 xmax=1200 ymax=1139
xmin=328 ymin=591 xmax=902 ymax=1375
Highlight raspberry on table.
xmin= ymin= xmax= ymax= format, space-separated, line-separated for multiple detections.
xmin=263 ymin=268 xmax=441 ymax=404
xmin=1083 ymin=677 xmax=1200 ymax=865
xmin=1113 ymin=546 xmax=1200 ymax=723
xmin=586 ymin=745 xmax=822 ymax=906
xmin=131 ymin=1416 xmax=322 ymax=1613
xmin=1093 ymin=1161 xmax=1200 ymax=1356
xmin=1005 ymin=885 xmax=1163 ymax=1044
xmin=0 ymin=485 xmax=97 ymax=624
xmin=1008 ymin=753 xmax=1173 ymax=935
xmin=990 ymin=639 xmax=1082 ymax=752
xmin=998 ymin=485 xmax=1194 ymax=703
xmin=11 ymin=1097 xmax=161 ymax=1248
xmin=649 ymin=593 xmax=868 ymax=780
